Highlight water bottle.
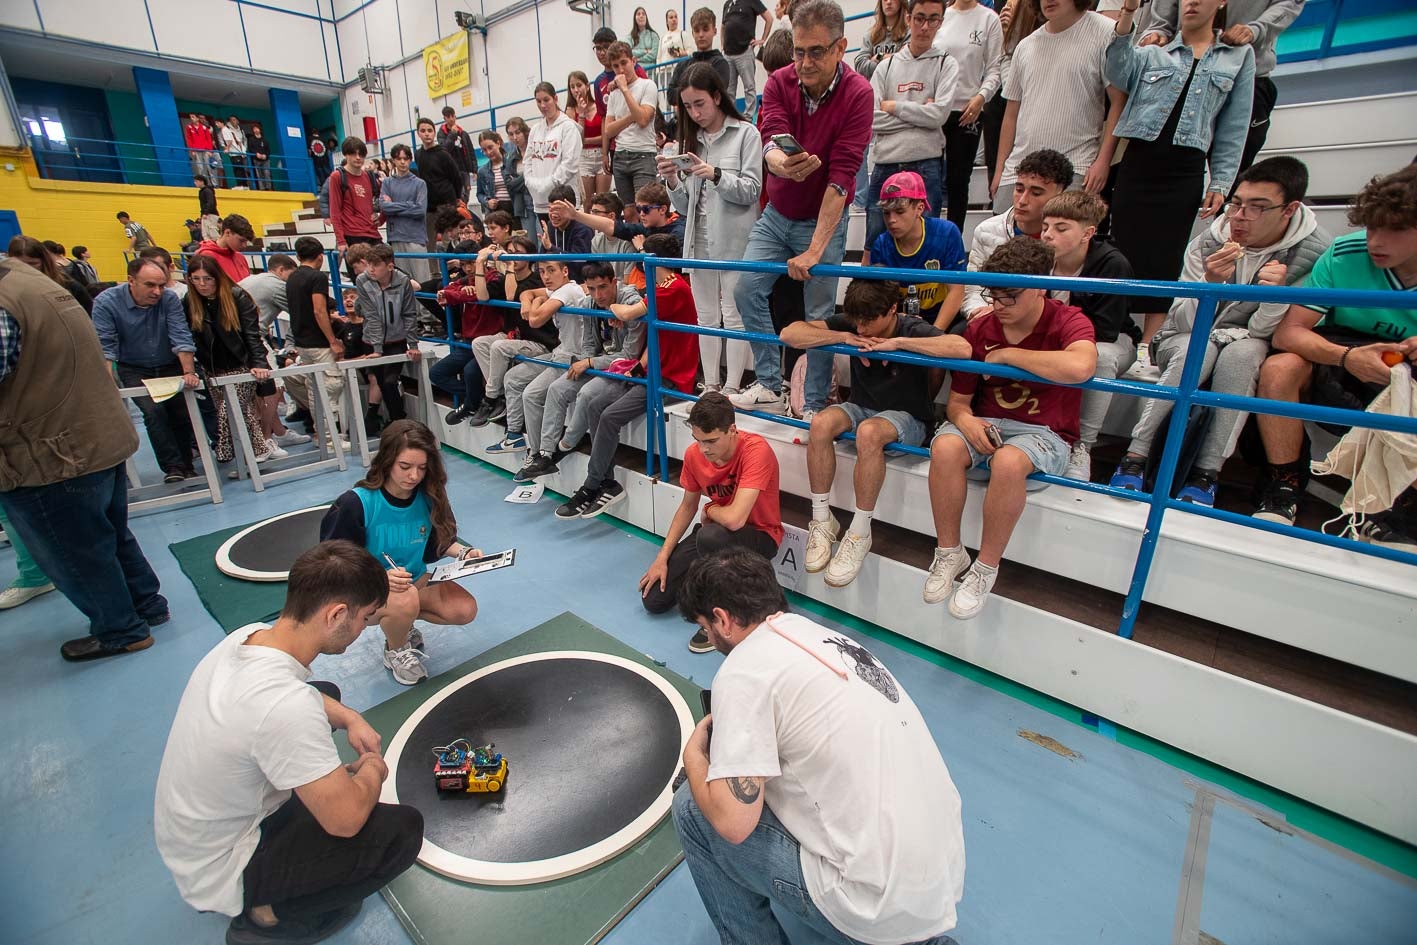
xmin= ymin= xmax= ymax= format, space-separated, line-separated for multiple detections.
xmin=905 ymin=284 xmax=920 ymax=317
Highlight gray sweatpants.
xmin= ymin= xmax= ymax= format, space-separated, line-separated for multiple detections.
xmin=503 ymin=361 xmax=551 ymax=436
xmin=726 ymin=50 xmax=759 ymax=121
xmin=563 ymin=375 xmax=617 ymax=449
xmin=472 ymin=334 xmax=548 ymax=399
xmin=522 ymin=351 xmax=590 ymax=453
xmin=1079 ymin=336 xmax=1138 ymax=447
xmin=1127 ymin=332 xmax=1270 ymax=471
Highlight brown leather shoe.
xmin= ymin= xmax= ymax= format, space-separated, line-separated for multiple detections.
xmin=60 ymin=634 xmax=154 ymax=662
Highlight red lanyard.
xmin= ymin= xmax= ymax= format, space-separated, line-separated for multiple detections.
xmin=763 ymin=613 xmax=848 ymax=680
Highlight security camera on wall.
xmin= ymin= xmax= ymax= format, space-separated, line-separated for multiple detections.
xmin=567 ymin=0 xmax=605 ymax=14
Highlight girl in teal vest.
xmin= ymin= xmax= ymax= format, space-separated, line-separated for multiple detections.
xmin=320 ymin=420 xmax=479 ymax=685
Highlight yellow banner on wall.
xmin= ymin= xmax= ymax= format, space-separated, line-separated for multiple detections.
xmin=424 ymin=32 xmax=471 ymax=97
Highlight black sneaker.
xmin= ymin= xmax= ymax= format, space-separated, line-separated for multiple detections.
xmin=556 ymin=487 xmax=599 ymax=519
xmin=162 ymin=469 xmax=185 ymax=484
xmin=445 ymin=403 xmax=475 ymax=426
xmin=583 ymin=480 xmax=625 ymax=518
xmin=1253 ymin=478 xmax=1300 ymax=525
xmin=520 ymin=452 xmax=560 ymax=480
xmin=467 ymin=398 xmax=499 ymax=428
xmin=1357 ymin=514 xmax=1417 ymax=554
xmin=485 ymin=396 xmax=508 ymax=424
xmin=688 ymin=629 xmax=714 ymax=654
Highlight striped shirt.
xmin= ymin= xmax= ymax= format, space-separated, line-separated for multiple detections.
xmin=0 ymin=309 xmax=18 ymax=385
xmin=1000 ymin=11 xmax=1115 ymax=185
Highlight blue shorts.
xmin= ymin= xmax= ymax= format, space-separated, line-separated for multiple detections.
xmin=829 ymin=402 xmax=928 ymax=448
xmin=932 ymin=417 xmax=1070 ymax=478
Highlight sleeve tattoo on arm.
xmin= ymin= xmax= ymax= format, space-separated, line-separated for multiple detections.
xmin=727 ymin=777 xmax=761 ymax=804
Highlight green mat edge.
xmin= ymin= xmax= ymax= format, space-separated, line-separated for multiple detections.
xmin=340 ymin=611 xmax=704 ymax=945
xmin=169 ymin=523 xmax=287 ymax=632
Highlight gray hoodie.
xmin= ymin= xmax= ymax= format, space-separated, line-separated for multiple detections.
xmin=870 ymin=42 xmax=959 ymax=164
xmin=356 ymin=268 xmax=420 ymax=349
xmin=1160 ymin=202 xmax=1329 ymax=342
xmin=1143 ymin=0 xmax=1305 ymax=76
xmin=378 ymin=171 xmax=428 ymax=245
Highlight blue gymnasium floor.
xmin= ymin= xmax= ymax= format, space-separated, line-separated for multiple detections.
xmin=1 ymin=450 xmax=1415 ymax=945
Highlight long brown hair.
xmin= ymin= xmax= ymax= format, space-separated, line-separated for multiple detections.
xmin=676 ymin=63 xmax=745 ymax=160
xmin=357 ymin=420 xmax=457 ymax=553
xmin=6 ymin=235 xmax=62 ymax=284
xmin=1003 ymin=0 xmax=1044 ymax=53
xmin=183 ymin=253 xmax=240 ymax=333
xmin=867 ymin=0 xmax=909 ymax=47
xmin=565 ymin=71 xmax=591 ymax=113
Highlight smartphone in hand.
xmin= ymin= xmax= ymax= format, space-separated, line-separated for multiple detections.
xmin=771 ymin=134 xmax=805 ymax=155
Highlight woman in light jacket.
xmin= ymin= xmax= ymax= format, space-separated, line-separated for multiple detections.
xmin=1106 ymin=0 xmax=1255 ymax=371
xmin=523 ymin=82 xmax=584 ymax=225
xmin=659 ymin=63 xmax=763 ymax=394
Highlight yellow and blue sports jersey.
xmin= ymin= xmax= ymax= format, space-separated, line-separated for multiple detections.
xmin=869 ymin=216 xmax=968 ymax=317
xmin=320 ymin=486 xmax=436 ymax=576
xmin=1301 ymin=230 xmax=1417 ymax=341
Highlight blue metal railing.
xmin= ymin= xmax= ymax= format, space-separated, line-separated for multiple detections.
xmin=352 ymin=246 xmax=1415 ymax=645
xmin=28 ymin=134 xmax=311 ymax=192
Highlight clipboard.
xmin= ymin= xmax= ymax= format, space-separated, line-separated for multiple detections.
xmin=428 ymin=549 xmax=516 ymax=583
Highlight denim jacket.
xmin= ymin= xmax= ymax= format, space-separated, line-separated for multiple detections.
xmin=1105 ymin=29 xmax=1255 ymax=196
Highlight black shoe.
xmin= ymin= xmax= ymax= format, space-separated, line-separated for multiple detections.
xmin=225 ymin=900 xmax=362 ymax=944
xmin=511 ymin=457 xmax=536 ymax=483
xmin=445 ymin=403 xmax=475 ymax=426
xmin=1357 ymin=514 xmax=1417 ymax=554
xmin=60 ymin=634 xmax=154 ymax=662
xmin=162 ymin=469 xmax=185 ymax=484
xmin=486 ymin=396 xmax=508 ymax=424
xmin=181 ymin=466 xmax=199 ymax=479
xmin=364 ymin=411 xmax=385 ymax=436
xmin=688 ymin=629 xmax=714 ymax=654
xmin=556 ymin=486 xmax=600 ymax=519
xmin=145 ymin=611 xmax=172 ymax=627
xmin=520 ymin=452 xmax=559 ymax=481
xmin=467 ymin=398 xmax=499 ymax=428
xmin=583 ymin=481 xmax=625 ymax=518
xmin=1253 ymin=477 xmax=1300 ymax=526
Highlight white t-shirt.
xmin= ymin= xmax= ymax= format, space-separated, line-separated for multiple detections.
xmin=154 ymin=624 xmax=344 ymax=916
xmin=707 ymin=613 xmax=965 ymax=944
xmin=1000 ymin=11 xmax=1115 ymax=185
xmin=936 ymin=4 xmax=1005 ymax=111
xmin=548 ymin=281 xmax=598 ymax=357
xmin=606 ymin=76 xmax=660 ymax=153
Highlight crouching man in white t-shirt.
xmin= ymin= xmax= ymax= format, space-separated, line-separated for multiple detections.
xmin=155 ymin=540 xmax=423 ymax=945
xmin=672 ymin=549 xmax=965 ymax=945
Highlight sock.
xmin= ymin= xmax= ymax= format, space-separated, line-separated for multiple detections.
xmin=938 ymin=542 xmax=964 ymax=555
xmin=849 ymin=506 xmax=874 ymax=537
xmin=972 ymin=560 xmax=999 ymax=577
xmin=811 ymin=493 xmax=831 ymax=522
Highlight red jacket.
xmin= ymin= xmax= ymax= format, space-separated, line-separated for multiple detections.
xmin=442 ymin=277 xmax=504 ymax=339
xmin=184 ymin=122 xmax=214 ymax=150
xmin=195 ymin=239 xmax=250 ymax=283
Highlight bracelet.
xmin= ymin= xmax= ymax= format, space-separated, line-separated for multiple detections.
xmin=1339 ymin=345 xmax=1355 ymax=372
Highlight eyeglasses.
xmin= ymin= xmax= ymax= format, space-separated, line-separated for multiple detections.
xmin=981 ymin=289 xmax=1020 ymax=305
xmin=1223 ymin=201 xmax=1285 ymax=220
xmin=792 ymin=42 xmax=839 ymax=62
xmin=635 ymin=204 xmax=664 ymax=214
xmin=910 ymin=14 xmax=943 ymax=25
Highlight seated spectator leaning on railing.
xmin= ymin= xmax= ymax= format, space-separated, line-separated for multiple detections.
xmin=637 ymin=393 xmax=784 ymax=650
xmin=437 ymin=212 xmax=519 ymax=427
xmin=91 ymin=258 xmax=201 ymax=483
xmin=961 ymin=149 xmax=1073 ymax=321
xmin=1036 ymin=190 xmax=1137 ymax=481
xmin=1109 ymin=156 xmax=1328 ymax=506
xmin=195 ymin=214 xmax=255 ymax=283
xmin=730 ymin=0 xmax=874 ymax=420
xmin=466 ymin=235 xmax=548 ymax=428
xmin=785 ymin=278 xmax=973 ymax=590
xmin=868 ymin=170 xmax=967 ymax=329
xmin=1249 ymin=164 xmax=1417 ymax=538
xmin=928 ymin=237 xmax=1097 ymax=620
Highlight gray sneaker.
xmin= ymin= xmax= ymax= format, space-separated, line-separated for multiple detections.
xmin=382 ymin=642 xmax=428 ymax=685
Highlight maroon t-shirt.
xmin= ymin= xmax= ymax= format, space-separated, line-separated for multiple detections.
xmin=952 ymin=298 xmax=1095 ymax=445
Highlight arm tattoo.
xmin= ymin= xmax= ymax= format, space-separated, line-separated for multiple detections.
xmin=727 ymin=777 xmax=761 ymax=804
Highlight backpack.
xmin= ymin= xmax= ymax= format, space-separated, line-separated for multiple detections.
xmin=788 ymin=354 xmax=851 ymax=419
xmin=318 ymin=168 xmax=381 ymax=217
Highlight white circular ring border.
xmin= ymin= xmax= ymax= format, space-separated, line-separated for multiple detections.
xmin=380 ymin=650 xmax=695 ymax=886
xmin=214 ymin=505 xmax=331 ymax=582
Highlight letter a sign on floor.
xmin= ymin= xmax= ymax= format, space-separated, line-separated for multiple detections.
xmin=425 ymin=32 xmax=471 ymax=97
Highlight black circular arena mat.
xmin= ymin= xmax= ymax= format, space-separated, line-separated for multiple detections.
xmin=215 ymin=505 xmax=330 ymax=581
xmin=382 ymin=651 xmax=694 ymax=885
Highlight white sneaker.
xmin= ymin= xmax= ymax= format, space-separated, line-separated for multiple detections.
xmin=0 ymin=582 xmax=55 ymax=610
xmin=1125 ymin=349 xmax=1161 ymax=382
xmin=408 ymin=625 xmax=424 ymax=650
xmin=923 ymin=547 xmax=971 ymax=604
xmin=797 ymin=408 xmax=816 ymax=426
xmin=1064 ymin=442 xmax=1091 ymax=481
xmin=728 ymin=382 xmax=787 ymax=414
xmin=804 ymin=517 xmax=840 ymax=573
xmin=272 ymin=429 xmax=312 ymax=446
xmin=948 ymin=564 xmax=997 ymax=620
xmin=383 ymin=642 xmax=429 ymax=685
xmin=824 ymin=531 xmax=872 ymax=588
xmin=254 ymin=444 xmax=289 ymax=463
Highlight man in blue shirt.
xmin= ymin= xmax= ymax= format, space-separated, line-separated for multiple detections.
xmin=91 ymin=258 xmax=201 ymax=482
xmin=869 ymin=171 xmax=968 ymax=329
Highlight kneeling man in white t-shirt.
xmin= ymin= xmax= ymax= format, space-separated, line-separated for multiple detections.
xmin=672 ymin=549 xmax=966 ymax=945
xmin=155 ymin=540 xmax=423 ymax=945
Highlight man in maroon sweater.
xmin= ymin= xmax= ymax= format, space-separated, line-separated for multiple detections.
xmin=327 ymin=136 xmax=384 ymax=277
xmin=728 ymin=0 xmax=873 ymax=420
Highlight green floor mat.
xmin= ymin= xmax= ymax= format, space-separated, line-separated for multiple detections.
xmin=169 ymin=523 xmax=288 ymax=633
xmin=340 ymin=612 xmax=703 ymax=945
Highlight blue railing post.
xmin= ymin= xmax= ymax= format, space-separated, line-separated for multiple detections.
xmin=642 ymin=256 xmax=668 ymax=480
xmin=328 ymin=250 xmax=346 ymax=316
xmin=1117 ymin=296 xmax=1221 ymax=638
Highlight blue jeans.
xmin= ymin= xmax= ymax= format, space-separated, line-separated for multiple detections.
xmin=0 ymin=464 xmax=165 ymax=648
xmin=733 ymin=205 xmax=849 ymax=412
xmin=673 ymin=787 xmax=959 ymax=945
xmin=865 ymin=158 xmax=944 ymax=251
xmin=429 ymin=346 xmax=484 ymax=407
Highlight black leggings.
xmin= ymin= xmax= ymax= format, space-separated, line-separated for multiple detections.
xmin=642 ymin=523 xmax=779 ymax=615
xmin=368 ymin=343 xmax=409 ymax=422
xmin=943 ymin=111 xmax=983 ymax=232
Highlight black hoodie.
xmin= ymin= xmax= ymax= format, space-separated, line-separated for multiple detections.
xmin=1057 ymin=239 xmax=1140 ymax=345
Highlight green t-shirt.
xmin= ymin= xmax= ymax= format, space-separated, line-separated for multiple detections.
xmin=1300 ymin=230 xmax=1417 ymax=341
